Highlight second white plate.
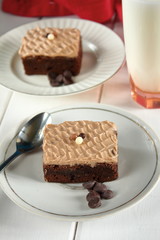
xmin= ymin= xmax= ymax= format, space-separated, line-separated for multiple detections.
xmin=0 ymin=18 xmax=125 ymax=96
xmin=0 ymin=104 xmax=160 ymax=221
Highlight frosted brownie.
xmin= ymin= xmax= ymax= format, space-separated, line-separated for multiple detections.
xmin=43 ymin=121 xmax=118 ymax=183
xmin=19 ymin=27 xmax=82 ymax=75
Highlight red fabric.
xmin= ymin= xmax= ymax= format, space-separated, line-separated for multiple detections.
xmin=2 ymin=0 xmax=122 ymax=23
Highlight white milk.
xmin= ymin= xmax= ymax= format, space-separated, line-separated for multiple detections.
xmin=122 ymin=0 xmax=160 ymax=92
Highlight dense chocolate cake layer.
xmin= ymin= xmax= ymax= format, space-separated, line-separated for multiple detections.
xmin=43 ymin=163 xmax=118 ymax=183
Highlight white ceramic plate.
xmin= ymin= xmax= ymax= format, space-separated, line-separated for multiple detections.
xmin=0 ymin=104 xmax=160 ymax=221
xmin=0 ymin=18 xmax=125 ymax=96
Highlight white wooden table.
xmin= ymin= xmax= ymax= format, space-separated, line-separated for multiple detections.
xmin=0 ymin=2 xmax=160 ymax=240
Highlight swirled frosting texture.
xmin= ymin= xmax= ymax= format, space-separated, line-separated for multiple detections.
xmin=43 ymin=121 xmax=118 ymax=167
xmin=19 ymin=27 xmax=81 ymax=58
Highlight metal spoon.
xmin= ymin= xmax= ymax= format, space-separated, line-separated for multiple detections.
xmin=0 ymin=112 xmax=52 ymax=172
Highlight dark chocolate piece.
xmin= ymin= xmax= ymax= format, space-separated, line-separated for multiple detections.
xmin=100 ymin=190 xmax=114 ymax=199
xmin=93 ymin=182 xmax=108 ymax=193
xmin=48 ymin=70 xmax=74 ymax=87
xmin=88 ymin=198 xmax=101 ymax=208
xmin=83 ymin=181 xmax=96 ymax=190
xmin=86 ymin=190 xmax=100 ymax=202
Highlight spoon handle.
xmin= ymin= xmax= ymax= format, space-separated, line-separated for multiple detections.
xmin=0 ymin=151 xmax=22 ymax=172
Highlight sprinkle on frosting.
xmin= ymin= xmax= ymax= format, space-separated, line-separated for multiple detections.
xmin=47 ymin=33 xmax=55 ymax=40
xmin=75 ymin=136 xmax=83 ymax=145
xmin=69 ymin=133 xmax=77 ymax=141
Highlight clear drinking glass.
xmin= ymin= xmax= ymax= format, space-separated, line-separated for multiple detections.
xmin=122 ymin=0 xmax=160 ymax=108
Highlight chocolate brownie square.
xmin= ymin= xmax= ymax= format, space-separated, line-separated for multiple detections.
xmin=43 ymin=121 xmax=118 ymax=183
xmin=19 ymin=27 xmax=82 ymax=76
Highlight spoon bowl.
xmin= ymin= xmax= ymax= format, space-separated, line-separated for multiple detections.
xmin=0 ymin=112 xmax=52 ymax=171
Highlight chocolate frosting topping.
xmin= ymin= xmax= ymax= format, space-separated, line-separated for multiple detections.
xmin=43 ymin=121 xmax=118 ymax=167
xmin=19 ymin=27 xmax=81 ymax=58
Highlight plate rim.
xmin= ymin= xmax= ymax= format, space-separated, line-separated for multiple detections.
xmin=0 ymin=17 xmax=125 ymax=96
xmin=0 ymin=103 xmax=160 ymax=221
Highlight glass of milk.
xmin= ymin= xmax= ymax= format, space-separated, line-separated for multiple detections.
xmin=122 ymin=0 xmax=160 ymax=108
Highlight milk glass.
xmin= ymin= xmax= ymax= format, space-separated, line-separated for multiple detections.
xmin=122 ymin=0 xmax=160 ymax=108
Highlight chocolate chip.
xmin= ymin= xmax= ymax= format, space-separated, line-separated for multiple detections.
xmin=88 ymin=198 xmax=101 ymax=208
xmin=63 ymin=77 xmax=74 ymax=85
xmin=101 ymin=190 xmax=114 ymax=199
xmin=47 ymin=72 xmax=62 ymax=87
xmin=83 ymin=181 xmax=115 ymax=209
xmin=93 ymin=182 xmax=107 ymax=193
xmin=47 ymin=70 xmax=74 ymax=87
xmin=79 ymin=133 xmax=85 ymax=139
xmin=86 ymin=190 xmax=100 ymax=202
xmin=45 ymin=33 xmax=50 ymax=38
xmin=62 ymin=70 xmax=73 ymax=85
xmin=69 ymin=133 xmax=77 ymax=141
xmin=47 ymin=71 xmax=57 ymax=80
xmin=63 ymin=70 xmax=72 ymax=79
xmin=50 ymin=79 xmax=62 ymax=87
xmin=55 ymin=74 xmax=64 ymax=84
xmin=83 ymin=181 xmax=96 ymax=190
xmin=86 ymin=190 xmax=101 ymax=209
